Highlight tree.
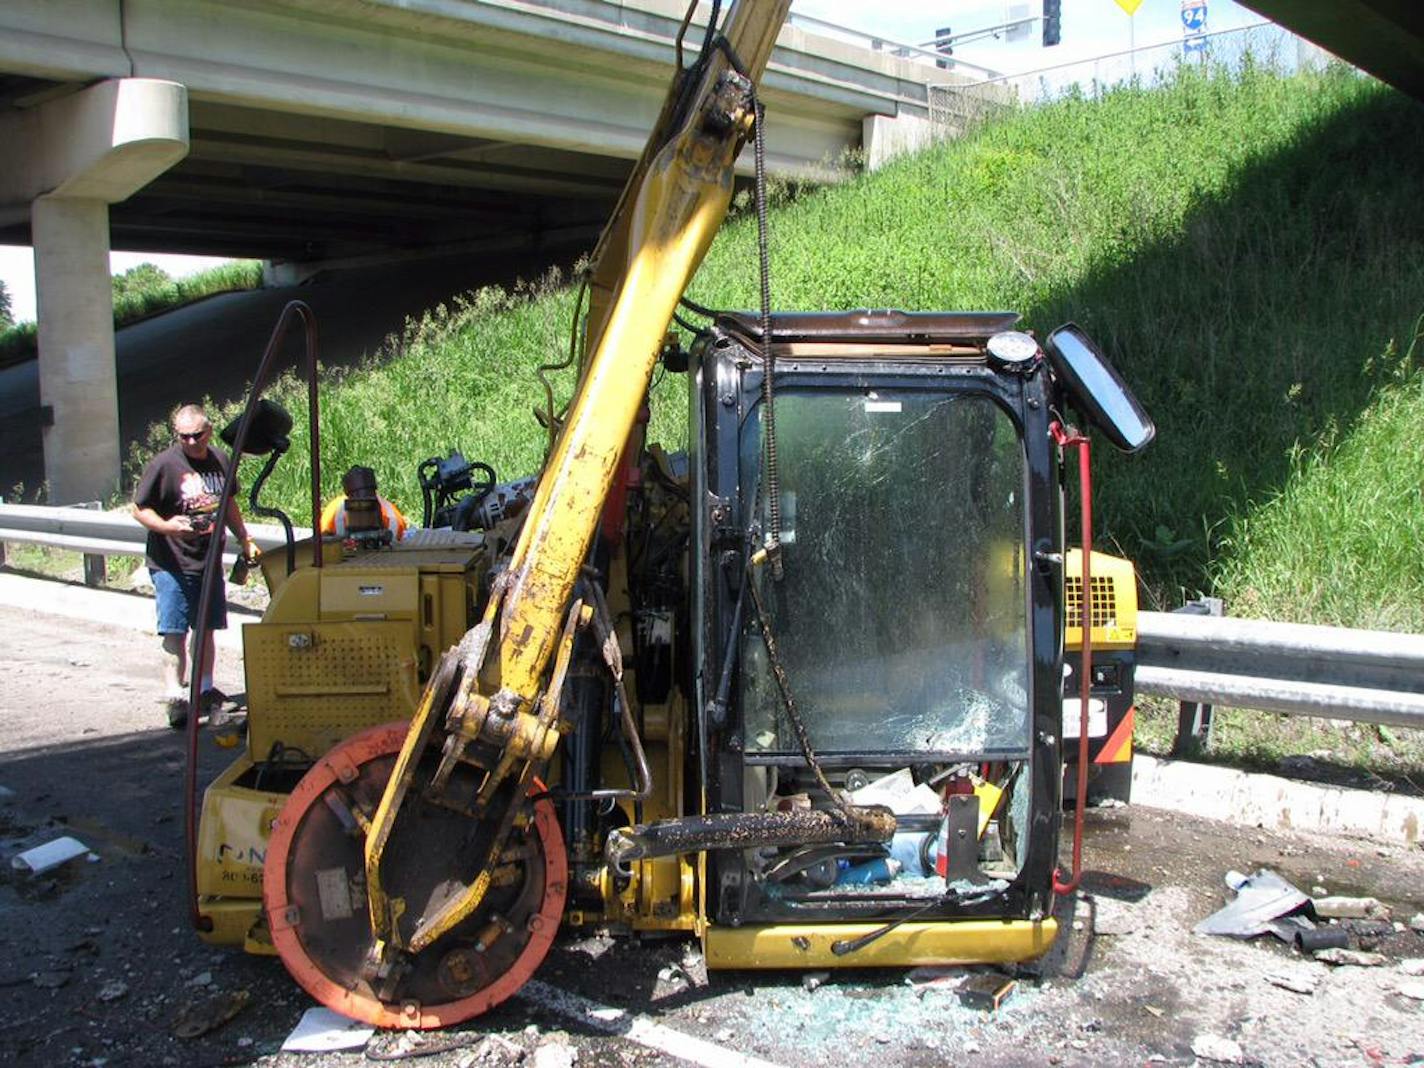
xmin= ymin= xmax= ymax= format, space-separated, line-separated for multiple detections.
xmin=111 ymin=262 xmax=172 ymax=301
xmin=0 ymin=278 xmax=12 ymax=329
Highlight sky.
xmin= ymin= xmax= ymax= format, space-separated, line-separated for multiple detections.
xmin=0 ymin=0 xmax=1265 ymax=326
xmin=794 ymin=0 xmax=1262 ymax=75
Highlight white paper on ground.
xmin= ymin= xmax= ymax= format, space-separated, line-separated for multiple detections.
xmin=11 ymin=836 xmax=94 ymax=874
xmin=281 ymin=1006 xmax=375 ymax=1052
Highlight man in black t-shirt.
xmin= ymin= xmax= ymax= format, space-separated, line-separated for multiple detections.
xmin=133 ymin=403 xmax=257 ymax=728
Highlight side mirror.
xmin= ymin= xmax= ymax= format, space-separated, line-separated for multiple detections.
xmin=221 ymin=399 xmax=293 ymax=456
xmin=1044 ymin=324 xmax=1155 ymax=454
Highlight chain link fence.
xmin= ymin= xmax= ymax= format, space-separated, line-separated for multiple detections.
xmin=929 ymin=21 xmax=1330 ymax=137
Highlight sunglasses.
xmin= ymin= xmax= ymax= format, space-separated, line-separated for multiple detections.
xmin=177 ymin=429 xmax=209 ymax=442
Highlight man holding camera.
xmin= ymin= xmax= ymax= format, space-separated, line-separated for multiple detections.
xmin=133 ymin=403 xmax=258 ymax=728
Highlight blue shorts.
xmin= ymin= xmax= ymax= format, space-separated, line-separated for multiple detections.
xmin=152 ymin=568 xmax=227 ymax=634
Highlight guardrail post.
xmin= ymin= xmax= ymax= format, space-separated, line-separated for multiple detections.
xmin=1171 ymin=596 xmax=1224 ymax=756
xmin=74 ymin=500 xmax=106 ymax=588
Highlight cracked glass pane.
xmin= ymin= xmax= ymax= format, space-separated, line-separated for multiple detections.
xmin=740 ymin=388 xmax=1028 ymax=755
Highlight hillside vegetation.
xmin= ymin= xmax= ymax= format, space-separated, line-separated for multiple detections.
xmin=174 ymin=59 xmax=1424 ymax=632
xmin=0 ymin=260 xmax=263 ymax=369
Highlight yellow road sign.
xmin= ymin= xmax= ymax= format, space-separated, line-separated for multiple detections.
xmin=1115 ymin=0 xmax=1144 ymax=14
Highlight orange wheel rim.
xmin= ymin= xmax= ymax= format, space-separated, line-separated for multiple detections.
xmin=264 ymin=722 xmax=567 ymax=1028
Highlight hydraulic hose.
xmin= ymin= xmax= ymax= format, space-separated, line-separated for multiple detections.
xmin=185 ymin=300 xmax=321 ymax=933
xmin=1051 ymin=420 xmax=1092 ymax=898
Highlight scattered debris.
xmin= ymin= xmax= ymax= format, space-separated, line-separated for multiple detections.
xmin=365 ymin=1030 xmax=488 ymax=1061
xmin=1264 ymin=969 xmax=1320 ymax=995
xmin=1195 ymin=869 xmax=1314 ymax=942
xmin=1143 ymin=1005 xmax=1165 ymax=1018
xmin=10 ymin=836 xmax=95 ymax=875
xmin=532 ymin=1040 xmax=576 ymax=1068
xmin=96 ymin=980 xmax=128 ymax=1002
xmin=1313 ymin=948 xmax=1387 ymax=967
xmin=959 ymin=972 xmax=1016 ymax=1012
xmin=172 ymin=989 xmax=250 ymax=1040
xmin=906 ymin=966 xmax=964 ymax=993
xmin=1313 ymin=896 xmax=1390 ymax=920
xmin=1192 ymin=1034 xmax=1244 ymax=1064
xmin=801 ymin=971 xmax=830 ymax=992
xmin=1295 ymin=926 xmax=1350 ymax=952
xmin=281 ymin=1005 xmax=374 ymax=1053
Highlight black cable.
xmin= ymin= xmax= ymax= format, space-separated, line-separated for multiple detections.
xmin=679 ymin=294 xmax=723 ymax=319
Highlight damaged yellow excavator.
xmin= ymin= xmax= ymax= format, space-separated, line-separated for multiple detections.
xmin=187 ymin=0 xmax=1154 ymax=1028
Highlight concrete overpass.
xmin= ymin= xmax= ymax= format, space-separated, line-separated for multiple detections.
xmin=0 ymin=0 xmax=972 ymax=503
xmin=1241 ymin=0 xmax=1424 ymax=102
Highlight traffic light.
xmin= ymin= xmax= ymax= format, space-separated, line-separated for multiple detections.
xmin=1042 ymin=0 xmax=1061 ymax=46
xmin=934 ymin=25 xmax=953 ymax=69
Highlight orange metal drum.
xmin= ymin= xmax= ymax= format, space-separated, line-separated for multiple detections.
xmin=264 ymin=723 xmax=567 ymax=1028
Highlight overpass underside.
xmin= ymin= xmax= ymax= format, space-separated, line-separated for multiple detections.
xmin=0 ymin=77 xmax=627 ymax=264
xmin=1242 ymin=0 xmax=1424 ymax=101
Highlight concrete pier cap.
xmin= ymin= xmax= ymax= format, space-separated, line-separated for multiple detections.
xmin=3 ymin=78 xmax=189 ymax=504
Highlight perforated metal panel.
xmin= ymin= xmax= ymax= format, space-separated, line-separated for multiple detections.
xmin=244 ymin=621 xmax=419 ymax=758
xmin=1065 ymin=575 xmax=1118 ymax=630
xmin=1063 ymin=550 xmax=1137 ymax=650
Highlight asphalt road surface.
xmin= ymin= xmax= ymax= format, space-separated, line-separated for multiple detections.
xmin=1 ymin=599 xmax=1422 ymax=1068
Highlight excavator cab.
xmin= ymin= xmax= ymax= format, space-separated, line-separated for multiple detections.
xmin=688 ymin=311 xmax=1074 ymax=964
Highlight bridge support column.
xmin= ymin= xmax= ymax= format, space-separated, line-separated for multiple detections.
xmin=862 ymin=113 xmax=936 ymax=171
xmin=32 ymin=197 xmax=122 ymax=504
xmin=0 ymin=78 xmax=188 ymax=503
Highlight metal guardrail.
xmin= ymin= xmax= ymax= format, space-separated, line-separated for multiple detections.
xmin=4 ymin=503 xmax=1421 ymax=741
xmin=1136 ymin=606 xmax=1424 ymax=751
xmin=0 ymin=502 xmax=306 ymax=586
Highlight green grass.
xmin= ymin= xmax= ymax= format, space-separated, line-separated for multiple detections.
xmin=0 ymin=260 xmax=264 ymax=368
xmin=120 ymin=58 xmax=1424 ymax=775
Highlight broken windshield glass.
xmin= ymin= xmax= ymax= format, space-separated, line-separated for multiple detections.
xmin=740 ymin=388 xmax=1029 ymax=756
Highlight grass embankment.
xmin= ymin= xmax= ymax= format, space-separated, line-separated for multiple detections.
xmin=0 ymin=260 xmax=264 ymax=369
xmin=133 ymin=60 xmax=1424 ymax=777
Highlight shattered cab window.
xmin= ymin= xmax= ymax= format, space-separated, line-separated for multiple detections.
xmin=741 ymin=388 xmax=1028 ymax=756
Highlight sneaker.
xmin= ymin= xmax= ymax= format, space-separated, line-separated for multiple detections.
xmin=166 ymin=697 xmax=189 ymax=730
xmin=200 ymin=688 xmax=228 ymax=713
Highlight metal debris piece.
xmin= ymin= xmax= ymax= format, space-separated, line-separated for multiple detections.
xmin=280 ymin=1005 xmax=373 ymax=1052
xmin=10 ymin=836 xmax=94 ymax=874
xmin=1295 ymin=926 xmax=1350 ymax=952
xmin=1195 ymin=869 xmax=1313 ymax=941
xmin=959 ymin=972 xmax=1016 ymax=1012
xmin=171 ymin=989 xmax=250 ymax=1039
xmin=1313 ymin=948 xmax=1387 ymax=967
xmin=97 ymin=980 xmax=128 ymax=1002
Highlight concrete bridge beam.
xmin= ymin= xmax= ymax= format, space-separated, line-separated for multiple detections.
xmin=0 ymin=78 xmax=188 ymax=503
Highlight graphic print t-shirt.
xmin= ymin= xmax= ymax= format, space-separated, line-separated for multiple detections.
xmin=133 ymin=444 xmax=234 ymax=573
